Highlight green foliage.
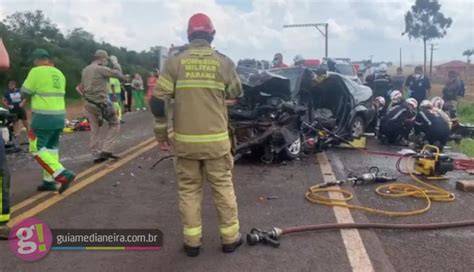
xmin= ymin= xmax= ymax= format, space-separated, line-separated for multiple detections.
xmin=0 ymin=10 xmax=161 ymax=98
xmin=403 ymin=0 xmax=452 ymax=72
xmin=403 ymin=0 xmax=452 ymax=42
xmin=458 ymin=100 xmax=474 ymax=123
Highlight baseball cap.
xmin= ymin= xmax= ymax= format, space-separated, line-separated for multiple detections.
xmin=31 ymin=48 xmax=50 ymax=61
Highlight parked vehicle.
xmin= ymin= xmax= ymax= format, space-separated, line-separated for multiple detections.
xmin=230 ymin=66 xmax=375 ymax=161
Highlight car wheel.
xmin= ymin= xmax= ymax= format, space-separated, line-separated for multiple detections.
xmin=351 ymin=116 xmax=365 ymax=138
xmin=280 ymin=134 xmax=302 ymax=160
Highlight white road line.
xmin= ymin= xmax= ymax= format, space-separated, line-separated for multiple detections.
xmin=317 ymin=152 xmax=374 ymax=272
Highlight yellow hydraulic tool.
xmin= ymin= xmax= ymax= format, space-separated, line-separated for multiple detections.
xmin=414 ymin=145 xmax=454 ymax=177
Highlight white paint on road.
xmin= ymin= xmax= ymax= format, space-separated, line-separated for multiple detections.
xmin=317 ymin=152 xmax=375 ymax=272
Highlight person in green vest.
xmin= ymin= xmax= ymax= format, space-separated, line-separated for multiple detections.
xmin=21 ymin=49 xmax=76 ymax=193
xmin=108 ymin=77 xmax=123 ymax=123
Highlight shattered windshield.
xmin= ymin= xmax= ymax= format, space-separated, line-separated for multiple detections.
xmin=268 ymin=68 xmax=302 ymax=96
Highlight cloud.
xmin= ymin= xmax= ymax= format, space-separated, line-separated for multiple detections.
xmin=0 ymin=0 xmax=472 ymax=64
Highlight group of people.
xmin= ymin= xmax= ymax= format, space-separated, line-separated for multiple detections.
xmin=0 ymin=13 xmax=246 ymax=257
xmin=369 ymin=64 xmax=465 ymax=149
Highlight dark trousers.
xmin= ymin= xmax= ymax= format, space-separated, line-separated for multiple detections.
xmin=0 ymin=137 xmax=10 ymax=224
xmin=125 ymin=90 xmax=132 ymax=112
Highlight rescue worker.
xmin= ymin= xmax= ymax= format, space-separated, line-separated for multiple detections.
xmin=372 ymin=63 xmax=393 ymax=99
xmin=150 ymin=13 xmax=243 ymax=257
xmin=379 ymin=98 xmax=418 ymax=145
xmin=387 ymin=90 xmax=404 ymax=109
xmin=374 ymin=96 xmax=386 ymax=115
xmin=431 ymin=96 xmax=452 ymax=129
xmin=370 ymin=96 xmax=386 ymax=134
xmin=363 ymin=60 xmax=376 ymax=84
xmin=293 ymin=54 xmax=305 ymax=67
xmin=78 ymin=50 xmax=123 ymax=163
xmin=272 ymin=52 xmax=288 ymax=68
xmin=21 ymin=49 xmax=75 ymax=193
xmin=414 ymin=100 xmax=451 ymax=149
xmin=0 ymin=37 xmax=10 ymax=239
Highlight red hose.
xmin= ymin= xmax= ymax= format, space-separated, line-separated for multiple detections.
xmin=280 ymin=220 xmax=474 ymax=235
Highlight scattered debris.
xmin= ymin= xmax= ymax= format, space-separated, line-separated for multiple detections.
xmin=456 ymin=180 xmax=474 ymax=192
xmin=258 ymin=196 xmax=280 ymax=201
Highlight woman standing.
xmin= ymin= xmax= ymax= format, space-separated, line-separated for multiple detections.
xmin=146 ymin=71 xmax=158 ymax=99
xmin=131 ymin=73 xmax=146 ymax=111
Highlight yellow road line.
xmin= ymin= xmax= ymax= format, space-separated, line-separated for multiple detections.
xmin=8 ymin=141 xmax=158 ymax=227
xmin=317 ymin=152 xmax=374 ymax=272
xmin=10 ymin=138 xmax=155 ymax=213
xmin=11 ymin=192 xmax=50 ymax=213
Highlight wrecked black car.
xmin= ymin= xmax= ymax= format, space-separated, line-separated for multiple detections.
xmin=229 ymin=66 xmax=375 ymax=161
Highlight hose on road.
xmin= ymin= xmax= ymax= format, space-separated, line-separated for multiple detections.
xmin=306 ymin=155 xmax=455 ymax=217
xmin=281 ymin=220 xmax=474 ymax=235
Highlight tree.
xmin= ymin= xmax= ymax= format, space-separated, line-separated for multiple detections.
xmin=3 ymin=10 xmax=63 ymax=43
xmin=0 ymin=10 xmax=162 ymax=100
xmin=463 ymin=49 xmax=473 ymax=64
xmin=403 ymin=0 xmax=452 ymax=74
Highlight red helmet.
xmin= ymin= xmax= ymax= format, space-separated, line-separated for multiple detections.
xmin=187 ymin=13 xmax=215 ymax=37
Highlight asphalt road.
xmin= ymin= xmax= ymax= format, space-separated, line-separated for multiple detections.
xmin=0 ymin=111 xmax=473 ymax=272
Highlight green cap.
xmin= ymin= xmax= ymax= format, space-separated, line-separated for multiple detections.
xmin=31 ymin=48 xmax=50 ymax=61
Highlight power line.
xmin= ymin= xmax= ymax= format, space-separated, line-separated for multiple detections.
xmin=283 ymin=23 xmax=329 ymax=58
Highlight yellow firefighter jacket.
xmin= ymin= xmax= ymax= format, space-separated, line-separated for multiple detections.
xmin=153 ymin=39 xmax=242 ymax=160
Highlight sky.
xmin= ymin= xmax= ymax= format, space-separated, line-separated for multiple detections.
xmin=0 ymin=0 xmax=473 ymax=65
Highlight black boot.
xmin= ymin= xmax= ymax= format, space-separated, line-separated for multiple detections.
xmin=184 ymin=244 xmax=200 ymax=257
xmin=222 ymin=235 xmax=243 ymax=253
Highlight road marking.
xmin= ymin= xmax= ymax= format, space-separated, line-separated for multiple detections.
xmin=10 ymin=137 xmax=155 ymax=213
xmin=8 ymin=140 xmax=158 ymax=227
xmin=317 ymin=152 xmax=374 ymax=272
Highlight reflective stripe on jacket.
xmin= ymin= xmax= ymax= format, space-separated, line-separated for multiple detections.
xmin=153 ymin=39 xmax=243 ymax=159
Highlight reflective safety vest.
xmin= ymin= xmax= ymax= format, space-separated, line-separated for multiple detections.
xmin=21 ymin=66 xmax=66 ymax=129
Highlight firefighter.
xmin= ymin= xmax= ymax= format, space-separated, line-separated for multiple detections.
xmin=293 ymin=54 xmax=305 ymax=67
xmin=21 ymin=49 xmax=75 ymax=193
xmin=370 ymin=96 xmax=386 ymax=135
xmin=379 ymin=98 xmax=418 ymax=145
xmin=387 ymin=90 xmax=404 ymax=110
xmin=374 ymin=96 xmax=386 ymax=115
xmin=414 ymin=100 xmax=451 ymax=149
xmin=0 ymin=37 xmax=10 ymax=239
xmin=431 ymin=96 xmax=452 ymax=129
xmin=79 ymin=50 xmax=123 ymax=163
xmin=372 ymin=63 xmax=393 ymax=99
xmin=150 ymin=13 xmax=243 ymax=257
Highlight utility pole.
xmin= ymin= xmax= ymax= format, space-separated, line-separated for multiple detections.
xmin=283 ymin=23 xmax=329 ymax=58
xmin=399 ymin=48 xmax=402 ymax=68
xmin=369 ymin=55 xmax=374 ymax=62
xmin=429 ymin=43 xmax=438 ymax=77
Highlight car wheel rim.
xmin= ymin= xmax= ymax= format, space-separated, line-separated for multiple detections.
xmin=287 ymin=137 xmax=301 ymax=155
xmin=352 ymin=120 xmax=364 ymax=137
